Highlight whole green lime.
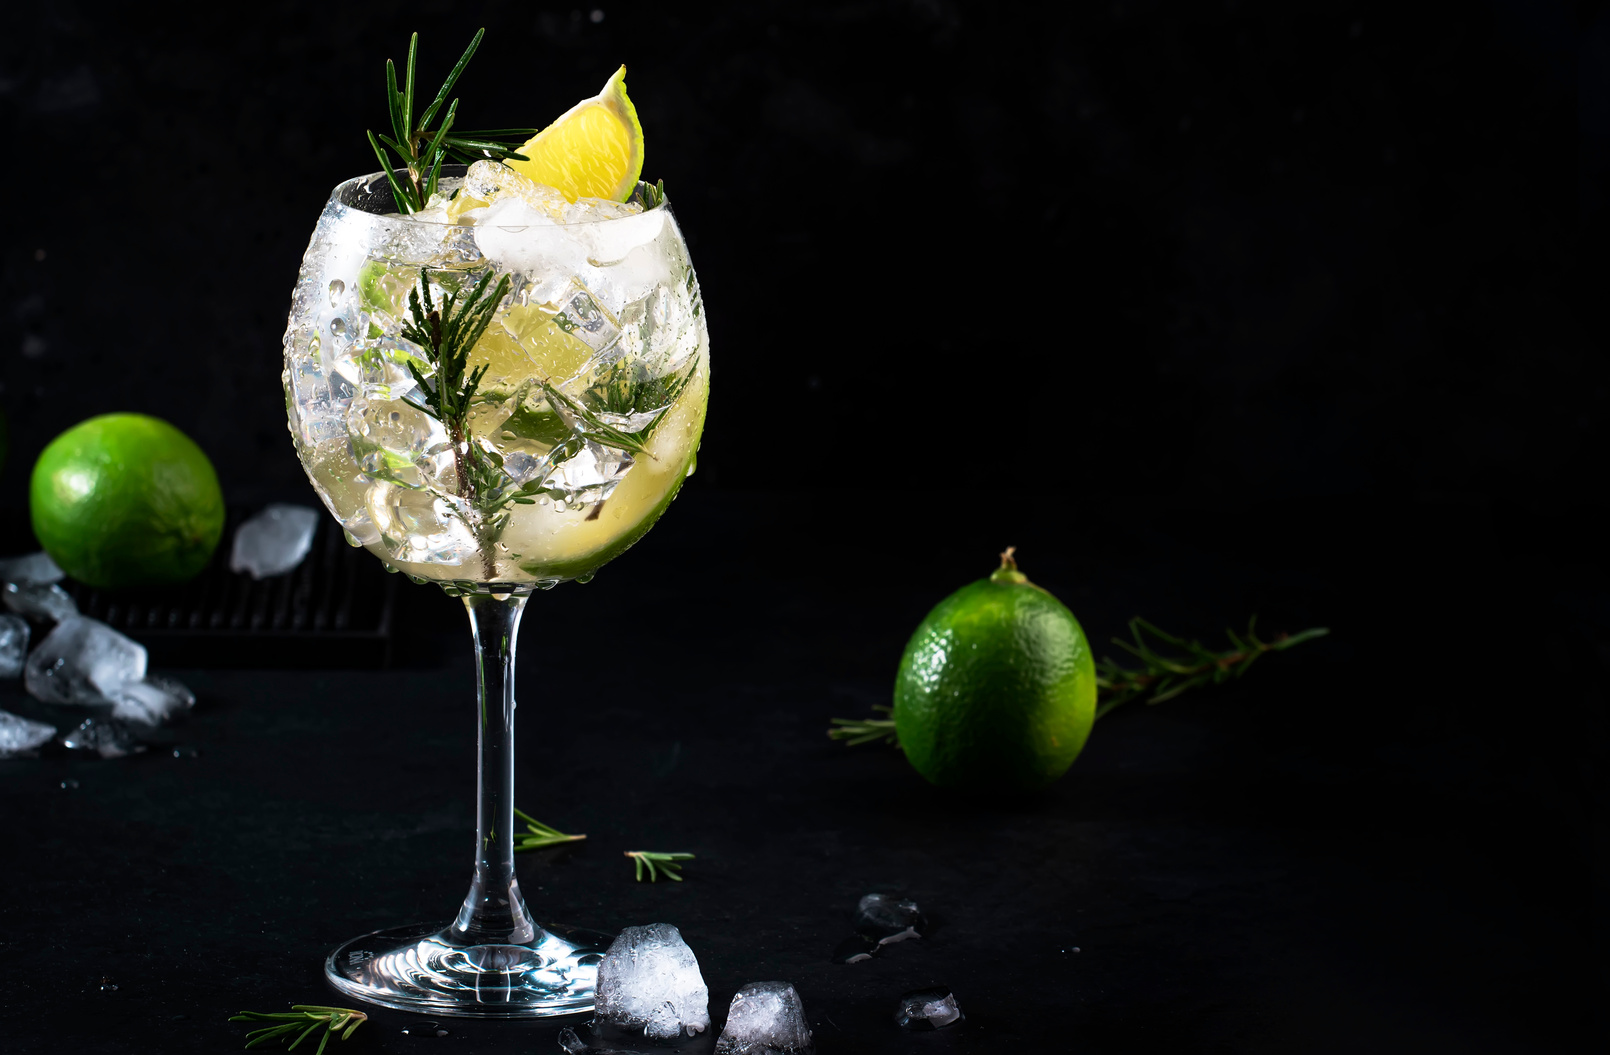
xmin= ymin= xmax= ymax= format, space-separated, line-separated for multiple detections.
xmin=30 ymin=413 xmax=225 ymax=589
xmin=894 ymin=549 xmax=1097 ymax=793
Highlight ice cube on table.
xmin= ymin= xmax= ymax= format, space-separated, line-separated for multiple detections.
xmin=0 ymin=551 xmax=65 ymax=587
xmin=0 ymin=710 xmax=55 ymax=758
xmin=894 ymin=987 xmax=963 ymax=1031
xmin=230 ymin=503 xmax=320 ymax=578
xmin=853 ymin=893 xmax=925 ymax=944
xmin=23 ymin=616 xmax=147 ymax=705
xmin=714 ymin=981 xmax=813 ymax=1055
xmin=106 ymin=675 xmax=196 ymax=725
xmin=0 ymin=614 xmax=29 ymax=678
xmin=4 ymin=582 xmax=79 ymax=622
xmin=593 ymin=922 xmax=711 ymax=1040
xmin=61 ymin=716 xmax=144 ymax=758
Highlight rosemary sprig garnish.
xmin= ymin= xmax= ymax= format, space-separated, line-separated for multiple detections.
xmin=538 ymin=366 xmax=693 ymax=459
xmin=639 ymin=178 xmax=667 ymax=209
xmin=229 ymin=1006 xmax=367 ymax=1054
xmin=512 ymin=807 xmax=586 ymax=852
xmin=367 ymin=30 xmax=536 ymax=213
xmin=400 ymin=268 xmax=510 ymax=503
xmin=1093 ymin=616 xmax=1330 ymax=719
xmin=626 ymin=850 xmax=694 ymax=882
xmin=827 ymin=618 xmax=1329 ymax=746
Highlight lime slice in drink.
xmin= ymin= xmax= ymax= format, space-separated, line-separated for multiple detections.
xmin=504 ymin=66 xmax=644 ymax=203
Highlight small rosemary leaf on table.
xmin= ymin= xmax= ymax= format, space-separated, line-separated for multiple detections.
xmin=512 ymin=807 xmax=586 ymax=852
xmin=827 ymin=704 xmax=898 ymax=746
xmin=625 ymin=850 xmax=694 ymax=882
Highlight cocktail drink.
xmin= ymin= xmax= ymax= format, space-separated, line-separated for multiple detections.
xmin=287 ymin=163 xmax=707 ymax=588
xmin=281 ymin=41 xmax=707 ymax=1017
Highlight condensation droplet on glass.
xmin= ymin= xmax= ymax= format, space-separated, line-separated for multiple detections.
xmin=328 ymin=279 xmax=346 ymax=305
xmin=329 ymin=317 xmax=347 ymax=337
xmin=575 ymin=571 xmax=594 ymax=584
xmin=344 ymin=529 xmax=363 ymax=547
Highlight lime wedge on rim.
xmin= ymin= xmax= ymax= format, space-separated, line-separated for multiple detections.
xmin=504 ymin=66 xmax=644 ymax=203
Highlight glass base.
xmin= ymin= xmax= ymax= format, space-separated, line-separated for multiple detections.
xmin=325 ymin=921 xmax=609 ymax=1018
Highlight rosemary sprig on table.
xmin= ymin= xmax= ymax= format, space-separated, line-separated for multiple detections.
xmin=626 ymin=850 xmax=694 ymax=882
xmin=1094 ymin=616 xmax=1329 ymax=719
xmin=367 ymin=29 xmax=536 ymax=213
xmin=512 ymin=807 xmax=586 ymax=852
xmin=229 ymin=1006 xmax=366 ymax=1054
xmin=827 ymin=618 xmax=1329 ymax=746
xmin=828 ymin=705 xmax=897 ymax=746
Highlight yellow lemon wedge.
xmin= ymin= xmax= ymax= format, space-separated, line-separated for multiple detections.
xmin=505 ymin=66 xmax=644 ymax=202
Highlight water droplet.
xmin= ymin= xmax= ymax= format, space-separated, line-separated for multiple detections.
xmin=329 ymin=318 xmax=347 ymax=337
xmin=328 ymin=279 xmax=346 ymax=305
xmin=343 ymin=529 xmax=363 ymax=547
xmin=575 ymin=572 xmax=594 ymax=584
xmin=406 ymin=573 xmax=427 ymax=585
xmin=383 ymin=563 xmax=401 ymax=575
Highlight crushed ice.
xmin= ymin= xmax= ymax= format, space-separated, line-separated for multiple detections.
xmin=4 ymin=582 xmax=78 ymax=622
xmin=230 ymin=503 xmax=319 ymax=578
xmin=853 ymin=893 xmax=925 ymax=944
xmin=715 ymin=981 xmax=813 ymax=1055
xmin=0 ymin=710 xmax=55 ymax=758
xmin=894 ymin=987 xmax=963 ymax=1031
xmin=0 ymin=614 xmax=28 ymax=678
xmin=593 ymin=922 xmax=711 ymax=1040
xmin=22 ymin=616 xmax=194 ymax=729
xmin=0 ymin=551 xmax=65 ymax=587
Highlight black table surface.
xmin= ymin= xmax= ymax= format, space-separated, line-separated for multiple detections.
xmin=0 ymin=490 xmax=1593 ymax=1053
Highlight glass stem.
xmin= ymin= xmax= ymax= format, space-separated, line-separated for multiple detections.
xmin=452 ymin=592 xmax=538 ymax=946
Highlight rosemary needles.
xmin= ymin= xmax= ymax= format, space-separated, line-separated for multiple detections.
xmin=626 ymin=850 xmax=694 ymax=882
xmin=366 ymin=30 xmax=536 ymax=213
xmin=229 ymin=1006 xmax=366 ymax=1054
xmin=827 ymin=616 xmax=1330 ymax=745
xmin=513 ymin=807 xmax=586 ymax=852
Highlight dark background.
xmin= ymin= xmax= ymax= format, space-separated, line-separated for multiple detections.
xmin=0 ymin=1 xmax=1599 ymax=1052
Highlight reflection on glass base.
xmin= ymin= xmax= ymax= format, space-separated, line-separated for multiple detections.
xmin=325 ymin=921 xmax=609 ymax=1018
